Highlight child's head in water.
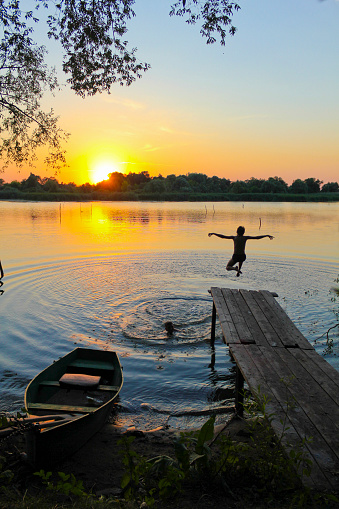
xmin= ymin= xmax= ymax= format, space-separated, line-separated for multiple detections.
xmin=237 ymin=226 xmax=245 ymax=236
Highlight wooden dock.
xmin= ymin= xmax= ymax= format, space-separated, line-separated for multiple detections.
xmin=210 ymin=287 xmax=339 ymax=492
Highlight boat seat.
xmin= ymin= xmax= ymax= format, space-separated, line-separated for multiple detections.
xmin=68 ymin=359 xmax=115 ymax=371
xmin=96 ymin=385 xmax=120 ymax=392
xmin=59 ymin=373 xmax=101 ymax=389
xmin=39 ymin=381 xmax=120 ymax=392
xmin=27 ymin=403 xmax=97 ymax=414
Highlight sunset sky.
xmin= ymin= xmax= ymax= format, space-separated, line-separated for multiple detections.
xmin=2 ymin=0 xmax=339 ymax=185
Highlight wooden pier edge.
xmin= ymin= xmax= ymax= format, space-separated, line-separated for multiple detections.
xmin=209 ymin=286 xmax=339 ymax=493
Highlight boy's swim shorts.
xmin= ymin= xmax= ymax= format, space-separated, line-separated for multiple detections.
xmin=231 ymin=253 xmax=246 ymax=263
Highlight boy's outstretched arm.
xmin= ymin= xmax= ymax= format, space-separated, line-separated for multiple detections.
xmin=208 ymin=233 xmax=234 ymax=239
xmin=247 ymin=235 xmax=274 ymax=240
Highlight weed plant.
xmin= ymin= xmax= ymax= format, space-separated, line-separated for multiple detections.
xmin=117 ymin=393 xmax=338 ymax=508
xmin=1 ymin=398 xmax=339 ymax=508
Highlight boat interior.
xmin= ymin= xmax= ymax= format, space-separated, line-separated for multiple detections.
xmin=28 ymin=355 xmax=121 ymax=414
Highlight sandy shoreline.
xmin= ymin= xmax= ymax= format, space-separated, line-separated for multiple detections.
xmin=58 ymin=414 xmax=243 ymax=497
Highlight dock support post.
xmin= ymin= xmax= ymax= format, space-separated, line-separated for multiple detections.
xmin=235 ymin=366 xmax=244 ymax=417
xmin=211 ymin=302 xmax=216 ymax=347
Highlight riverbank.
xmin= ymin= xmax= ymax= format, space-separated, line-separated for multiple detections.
xmin=0 ymin=416 xmax=242 ymax=508
xmin=1 ymin=414 xmax=338 ymax=509
xmin=0 ymin=190 xmax=339 ymax=202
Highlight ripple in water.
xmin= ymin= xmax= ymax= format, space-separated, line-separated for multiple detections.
xmin=117 ymin=297 xmax=211 ymax=345
xmin=1 ymin=252 xmax=338 ymax=429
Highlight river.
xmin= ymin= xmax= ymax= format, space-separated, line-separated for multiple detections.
xmin=0 ymin=201 xmax=338 ymax=430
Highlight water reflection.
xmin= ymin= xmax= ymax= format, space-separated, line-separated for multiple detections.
xmin=1 ymin=201 xmax=339 ymax=264
xmin=0 ymin=201 xmax=338 ymax=428
xmin=0 ymin=259 xmax=4 ymax=295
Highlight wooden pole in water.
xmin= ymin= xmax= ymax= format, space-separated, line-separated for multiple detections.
xmin=211 ymin=301 xmax=216 ymax=346
xmin=235 ymin=366 xmax=244 ymax=417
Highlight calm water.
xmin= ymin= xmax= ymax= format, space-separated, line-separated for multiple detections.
xmin=1 ymin=201 xmax=338 ymax=430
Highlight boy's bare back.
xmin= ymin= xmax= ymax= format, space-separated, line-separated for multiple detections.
xmin=233 ymin=235 xmax=247 ymax=255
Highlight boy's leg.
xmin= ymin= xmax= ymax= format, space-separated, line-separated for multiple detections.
xmin=226 ymin=258 xmax=239 ymax=272
xmin=236 ymin=261 xmax=243 ymax=277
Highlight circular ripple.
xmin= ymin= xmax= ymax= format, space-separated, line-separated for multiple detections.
xmin=2 ymin=251 xmax=338 ymax=428
xmin=117 ymin=297 xmax=211 ymax=345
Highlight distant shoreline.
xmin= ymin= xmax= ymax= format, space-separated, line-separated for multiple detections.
xmin=1 ymin=191 xmax=339 ymax=203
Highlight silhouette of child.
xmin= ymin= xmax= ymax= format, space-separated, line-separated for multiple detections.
xmin=208 ymin=226 xmax=274 ymax=276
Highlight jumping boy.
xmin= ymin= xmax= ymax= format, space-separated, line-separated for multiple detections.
xmin=208 ymin=226 xmax=274 ymax=276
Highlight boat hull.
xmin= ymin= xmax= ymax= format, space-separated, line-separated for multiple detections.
xmin=24 ymin=348 xmax=123 ymax=467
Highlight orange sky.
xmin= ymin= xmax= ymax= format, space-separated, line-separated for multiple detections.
xmin=1 ymin=0 xmax=339 ymax=186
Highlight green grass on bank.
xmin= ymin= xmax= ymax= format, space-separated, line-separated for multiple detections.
xmin=1 ymin=408 xmax=339 ymax=509
xmin=0 ymin=189 xmax=339 ymax=202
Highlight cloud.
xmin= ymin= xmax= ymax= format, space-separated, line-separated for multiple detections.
xmin=143 ymin=144 xmax=161 ymax=152
xmin=159 ymin=126 xmax=174 ymax=134
xmin=227 ymin=114 xmax=270 ymax=122
xmin=159 ymin=126 xmax=193 ymax=136
xmin=103 ymin=96 xmax=145 ymax=110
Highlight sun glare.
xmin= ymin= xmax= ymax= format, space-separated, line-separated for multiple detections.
xmin=90 ymin=161 xmax=117 ymax=184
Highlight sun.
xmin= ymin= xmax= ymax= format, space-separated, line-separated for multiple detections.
xmin=90 ymin=161 xmax=117 ymax=184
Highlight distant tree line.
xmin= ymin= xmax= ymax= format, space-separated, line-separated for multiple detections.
xmin=0 ymin=172 xmax=338 ymax=201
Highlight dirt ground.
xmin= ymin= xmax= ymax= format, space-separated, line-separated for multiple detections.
xmin=3 ymin=416 xmax=337 ymax=509
xmin=2 ymin=413 xmax=248 ymax=505
xmin=60 ymin=416 xmax=247 ymax=497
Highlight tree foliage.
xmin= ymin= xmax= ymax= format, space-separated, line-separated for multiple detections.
xmin=170 ymin=0 xmax=240 ymax=45
xmin=0 ymin=0 xmax=241 ymax=170
xmin=1 ymin=172 xmax=338 ymax=201
xmin=46 ymin=0 xmax=150 ymax=96
xmin=0 ymin=1 xmax=68 ymax=169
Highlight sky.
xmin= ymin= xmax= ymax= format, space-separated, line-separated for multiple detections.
xmin=2 ymin=0 xmax=339 ymax=185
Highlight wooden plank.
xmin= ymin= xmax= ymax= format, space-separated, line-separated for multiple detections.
xmin=69 ymin=359 xmax=115 ymax=371
xmin=97 ymin=385 xmax=120 ymax=392
xmin=210 ymin=286 xmax=339 ymax=490
xmin=252 ymin=346 xmax=337 ymax=489
xmin=249 ymin=290 xmax=298 ymax=348
xmin=239 ymin=289 xmax=283 ymax=347
xmin=229 ymin=344 xmax=323 ymax=488
xmin=259 ymin=290 xmax=314 ymax=349
xmin=289 ymin=349 xmax=339 ymax=411
xmin=221 ymin=288 xmax=255 ymax=344
xmin=39 ymin=381 xmax=120 ymax=392
xmin=229 ymin=345 xmax=304 ymax=444
xmin=276 ymin=349 xmax=339 ymax=434
xmin=39 ymin=381 xmax=61 ymax=387
xmin=300 ymin=349 xmax=339 ymax=406
xmin=253 ymin=346 xmax=339 ymax=489
xmin=27 ymin=403 xmax=96 ymax=413
xmin=210 ymin=287 xmax=240 ymax=344
xmin=231 ymin=290 xmax=271 ymax=347
xmin=231 ymin=344 xmax=336 ymax=488
xmin=267 ymin=348 xmax=339 ymax=448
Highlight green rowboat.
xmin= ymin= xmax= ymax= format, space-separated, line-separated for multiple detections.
xmin=24 ymin=347 xmax=123 ymax=467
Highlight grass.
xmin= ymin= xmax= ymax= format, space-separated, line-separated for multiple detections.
xmin=2 ymin=398 xmax=338 ymax=509
xmin=0 ymin=189 xmax=338 ymax=202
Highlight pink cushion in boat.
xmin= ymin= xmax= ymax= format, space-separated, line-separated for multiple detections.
xmin=59 ymin=373 xmax=101 ymax=389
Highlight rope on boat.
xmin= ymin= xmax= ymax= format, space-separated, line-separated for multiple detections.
xmin=0 ymin=412 xmax=75 ymax=442
xmin=0 ymin=413 xmax=35 ymax=442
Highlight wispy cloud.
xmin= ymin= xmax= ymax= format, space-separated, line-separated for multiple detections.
xmin=227 ymin=114 xmax=270 ymax=122
xmin=159 ymin=126 xmax=174 ymax=134
xmin=159 ymin=126 xmax=193 ymax=136
xmin=143 ymin=144 xmax=161 ymax=152
xmin=103 ymin=97 xmax=145 ymax=110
